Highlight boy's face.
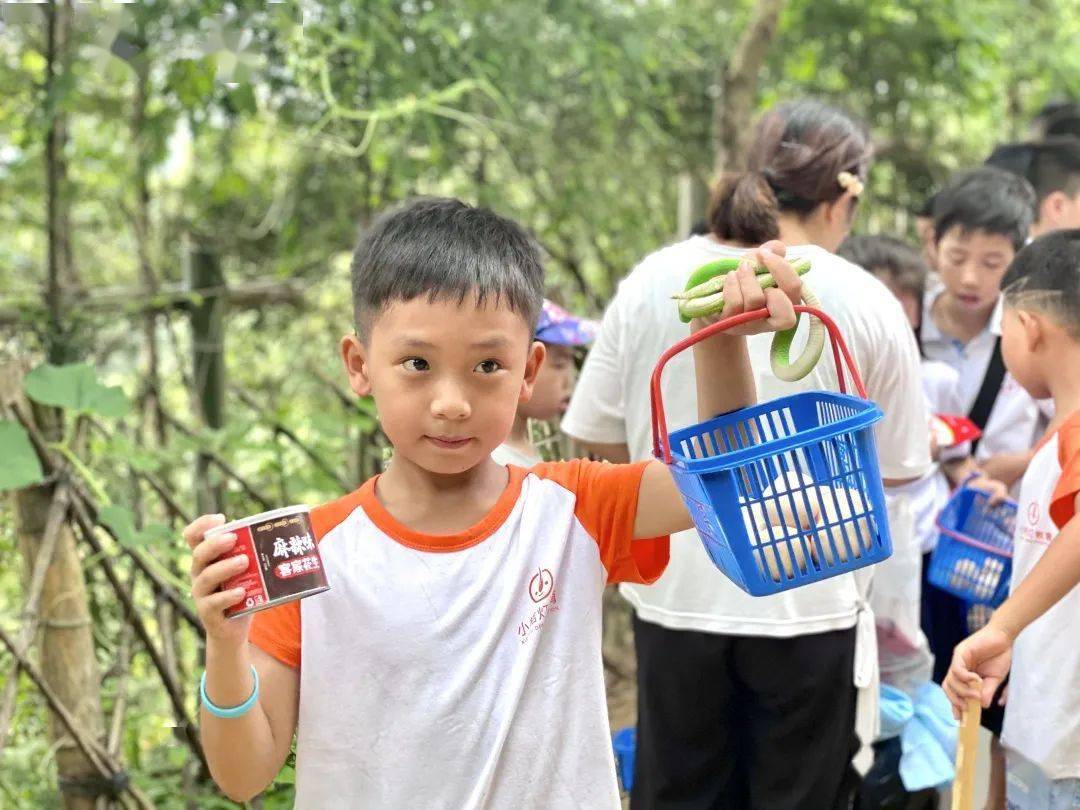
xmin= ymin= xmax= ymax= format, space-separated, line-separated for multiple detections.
xmin=935 ymin=227 xmax=1015 ymax=316
xmin=1000 ymin=306 xmax=1051 ymax=400
xmin=519 ymin=343 xmax=576 ymax=422
xmin=341 ymin=296 xmax=544 ymax=476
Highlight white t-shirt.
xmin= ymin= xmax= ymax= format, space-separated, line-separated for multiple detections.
xmin=919 ymin=284 xmax=1049 ymax=467
xmin=1001 ymin=410 xmax=1080 ymax=780
xmin=249 ymin=461 xmax=669 ymax=808
xmin=491 ymin=443 xmax=542 ymax=467
xmin=561 ymin=237 xmax=931 ymax=637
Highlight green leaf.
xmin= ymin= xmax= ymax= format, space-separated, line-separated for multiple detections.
xmin=24 ymin=363 xmax=129 ymax=418
xmin=0 ymin=420 xmax=45 ymax=491
xmin=98 ymin=505 xmax=137 ymax=548
xmin=225 ymin=83 xmax=257 ymax=116
xmin=136 ymin=522 xmax=175 ymax=549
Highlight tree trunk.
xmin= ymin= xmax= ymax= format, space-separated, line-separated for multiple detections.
xmin=132 ymin=53 xmax=166 ymax=449
xmin=44 ymin=0 xmax=77 ymax=364
xmin=4 ymin=387 xmax=105 ymax=810
xmin=187 ymin=239 xmax=226 ymax=516
xmin=711 ymin=0 xmax=787 ymax=177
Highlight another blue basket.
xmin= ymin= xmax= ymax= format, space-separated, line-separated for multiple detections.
xmin=928 ymin=487 xmax=1015 ymax=606
xmin=650 ymin=306 xmax=893 ymax=596
xmin=612 ymin=727 xmax=635 ymax=792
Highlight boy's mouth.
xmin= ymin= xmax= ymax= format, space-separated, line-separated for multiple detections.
xmin=956 ymin=293 xmax=983 ymax=308
xmin=424 ymin=435 xmax=473 ymax=450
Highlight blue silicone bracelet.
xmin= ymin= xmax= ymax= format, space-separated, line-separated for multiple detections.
xmin=200 ymin=665 xmax=259 ymax=719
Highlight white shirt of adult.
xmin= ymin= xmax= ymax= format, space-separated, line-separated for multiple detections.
xmin=562 ymin=237 xmax=931 ymax=637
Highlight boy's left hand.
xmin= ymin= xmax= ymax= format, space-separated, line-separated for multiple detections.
xmin=691 ymin=240 xmax=802 ymax=336
xmin=942 ymin=624 xmax=1013 ymax=719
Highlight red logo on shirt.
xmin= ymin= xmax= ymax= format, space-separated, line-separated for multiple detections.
xmin=1027 ymin=502 xmax=1040 ymax=525
xmin=528 ymin=568 xmax=554 ymax=603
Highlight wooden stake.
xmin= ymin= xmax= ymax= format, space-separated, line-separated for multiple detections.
xmin=952 ymin=698 xmax=982 ymax=810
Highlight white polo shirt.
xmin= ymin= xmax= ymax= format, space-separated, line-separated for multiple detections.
xmin=919 ymin=284 xmax=1049 ymax=465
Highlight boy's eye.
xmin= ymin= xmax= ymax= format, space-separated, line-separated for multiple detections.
xmin=475 ymin=359 xmax=501 ymax=374
xmin=402 ymin=358 xmax=429 ymax=372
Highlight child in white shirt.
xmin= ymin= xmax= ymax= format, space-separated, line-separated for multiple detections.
xmin=945 ymin=229 xmax=1080 ymax=808
xmin=490 ymin=300 xmax=596 ymax=467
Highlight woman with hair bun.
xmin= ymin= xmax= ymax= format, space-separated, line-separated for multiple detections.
xmin=564 ymin=99 xmax=932 ymax=808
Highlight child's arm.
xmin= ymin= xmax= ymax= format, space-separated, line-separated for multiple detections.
xmin=184 ymin=515 xmax=299 ymax=802
xmin=634 ymin=243 xmax=802 ymax=539
xmin=944 ymin=498 xmax=1080 ymax=714
xmin=980 ymin=450 xmax=1036 ymax=489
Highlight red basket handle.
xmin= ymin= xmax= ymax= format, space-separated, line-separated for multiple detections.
xmin=650 ymin=305 xmax=869 ymax=464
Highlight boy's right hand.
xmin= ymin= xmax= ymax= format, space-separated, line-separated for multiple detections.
xmin=185 ymin=514 xmax=254 ymax=648
xmin=942 ymin=624 xmax=1013 ymax=719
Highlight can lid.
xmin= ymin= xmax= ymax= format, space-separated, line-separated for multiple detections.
xmin=204 ymin=505 xmax=311 ymax=536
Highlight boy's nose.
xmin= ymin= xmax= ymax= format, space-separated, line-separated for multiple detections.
xmin=431 ymin=383 xmax=471 ymax=421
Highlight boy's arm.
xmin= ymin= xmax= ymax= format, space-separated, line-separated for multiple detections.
xmin=634 ymin=243 xmax=801 ymax=539
xmin=980 ymin=450 xmax=1035 ymax=489
xmin=944 ymin=498 xmax=1080 ymax=712
xmin=185 ymin=515 xmax=299 ymax=802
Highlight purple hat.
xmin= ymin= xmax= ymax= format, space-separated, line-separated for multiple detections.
xmin=535 ymin=299 xmax=598 ymax=347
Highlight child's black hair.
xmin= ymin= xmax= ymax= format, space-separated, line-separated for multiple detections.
xmin=837 ymin=234 xmax=929 ymax=301
xmin=1002 ymin=228 xmax=1080 ymax=335
xmin=985 ymin=137 xmax=1080 ymax=206
xmin=932 ymin=166 xmax=1037 ymax=252
xmin=1031 ymin=101 xmax=1080 ymax=140
xmin=350 ymin=197 xmax=545 ymax=340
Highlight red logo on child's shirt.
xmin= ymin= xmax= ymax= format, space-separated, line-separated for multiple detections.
xmin=1027 ymin=502 xmax=1040 ymax=525
xmin=518 ymin=567 xmax=558 ymax=646
xmin=528 ymin=568 xmax=554 ymax=602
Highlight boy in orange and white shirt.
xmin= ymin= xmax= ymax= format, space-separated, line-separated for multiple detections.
xmin=945 ymin=229 xmax=1080 ymax=808
xmin=182 ymin=198 xmax=806 ymax=808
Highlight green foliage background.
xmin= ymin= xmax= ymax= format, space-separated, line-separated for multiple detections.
xmin=0 ymin=1 xmax=1076 ymax=805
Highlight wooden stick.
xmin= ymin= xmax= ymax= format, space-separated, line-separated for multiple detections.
xmin=952 ymin=698 xmax=982 ymax=810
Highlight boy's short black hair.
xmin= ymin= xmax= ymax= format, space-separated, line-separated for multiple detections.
xmin=350 ymin=197 xmax=545 ymax=340
xmin=1003 ymin=228 xmax=1080 ymax=335
xmin=932 ymin=166 xmax=1037 ymax=252
xmin=1031 ymin=101 xmax=1080 ymax=140
xmin=985 ymin=137 xmax=1080 ymax=205
xmin=838 ymin=234 xmax=929 ymax=299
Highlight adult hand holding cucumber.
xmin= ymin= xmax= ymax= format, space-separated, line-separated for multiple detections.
xmin=675 ymin=240 xmax=824 ymax=380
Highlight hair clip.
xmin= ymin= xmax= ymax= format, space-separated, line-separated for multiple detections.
xmin=837 ymin=171 xmax=864 ymax=197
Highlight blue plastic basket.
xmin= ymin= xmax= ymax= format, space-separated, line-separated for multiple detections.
xmin=928 ymin=487 xmax=1015 ymax=606
xmin=650 ymin=306 xmax=892 ymax=596
xmin=612 ymin=727 xmax=635 ymax=792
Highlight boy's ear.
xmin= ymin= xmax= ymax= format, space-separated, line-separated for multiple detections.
xmin=518 ymin=341 xmax=546 ymax=404
xmin=1040 ymin=190 xmax=1071 ymax=228
xmin=340 ymin=333 xmax=373 ymax=397
xmin=1015 ymin=309 xmax=1045 ymax=352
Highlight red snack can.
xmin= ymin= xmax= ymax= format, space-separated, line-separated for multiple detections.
xmin=206 ymin=505 xmax=330 ymax=618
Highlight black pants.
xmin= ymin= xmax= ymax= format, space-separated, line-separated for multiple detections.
xmin=631 ymin=616 xmax=859 ymax=810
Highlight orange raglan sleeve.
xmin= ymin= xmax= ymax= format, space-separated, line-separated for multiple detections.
xmin=533 ymin=459 xmax=670 ymax=585
xmin=247 ymin=489 xmax=362 ymax=669
xmin=249 ymin=600 xmax=301 ymax=669
xmin=1050 ymin=416 xmax=1080 ymax=530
